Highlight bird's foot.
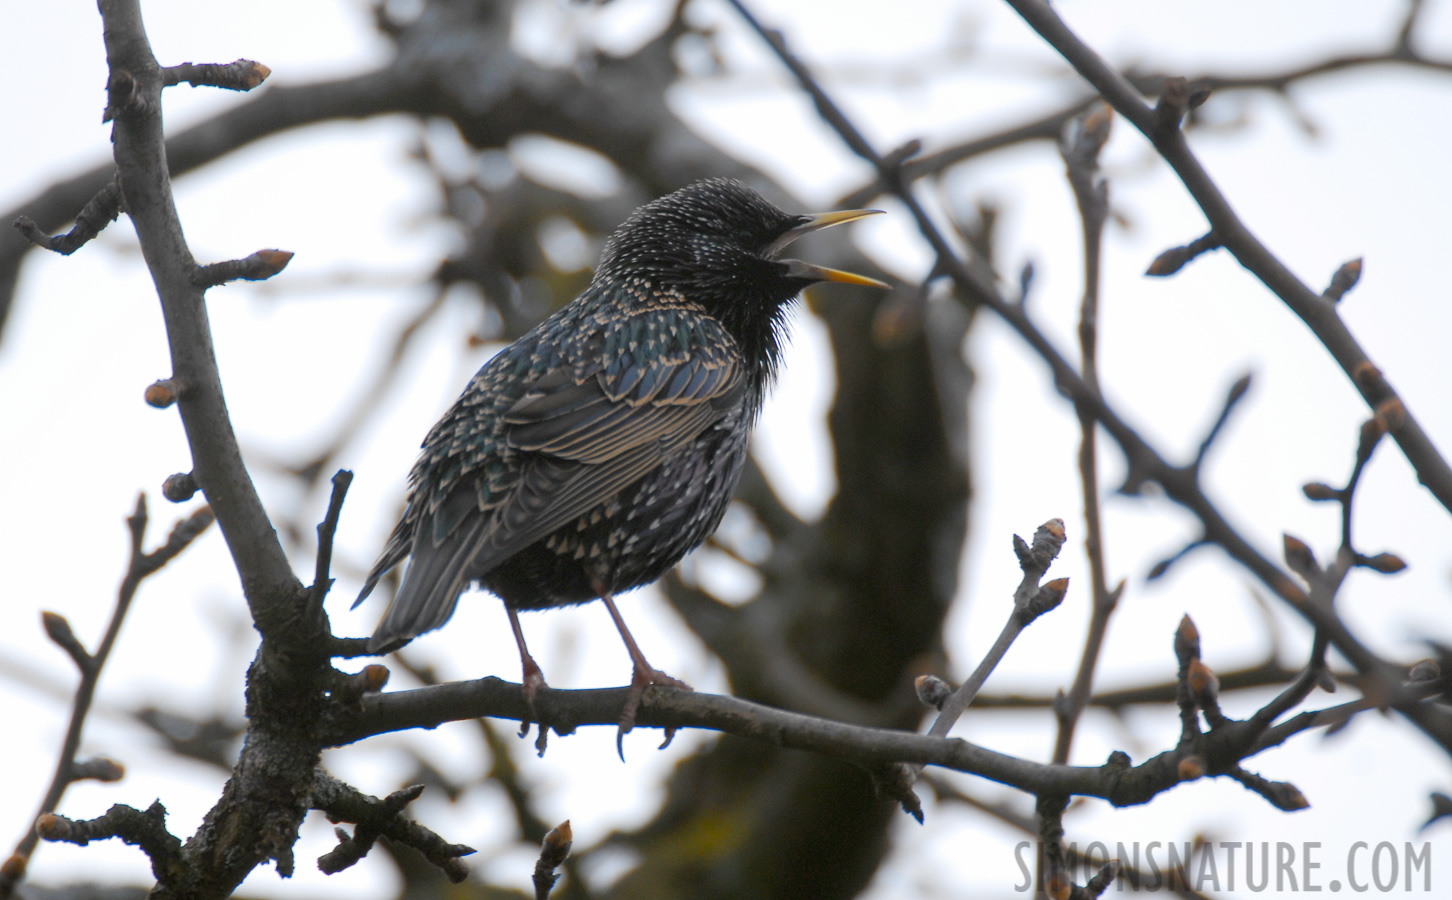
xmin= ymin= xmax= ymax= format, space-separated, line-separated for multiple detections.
xmin=616 ymin=666 xmax=692 ymax=760
xmin=519 ymin=665 xmax=551 ymax=756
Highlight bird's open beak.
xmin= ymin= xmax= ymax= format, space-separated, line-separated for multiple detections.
xmin=768 ymin=208 xmax=890 ymax=289
xmin=781 ymin=259 xmax=890 ymax=289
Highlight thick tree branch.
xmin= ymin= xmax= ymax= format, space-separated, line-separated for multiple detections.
xmin=324 ymin=675 xmax=1337 ymax=813
xmin=83 ymin=4 xmax=354 ymax=894
xmin=100 ymin=0 xmax=299 ymax=617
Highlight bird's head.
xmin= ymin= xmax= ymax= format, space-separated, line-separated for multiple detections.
xmin=594 ymin=178 xmax=886 ymax=340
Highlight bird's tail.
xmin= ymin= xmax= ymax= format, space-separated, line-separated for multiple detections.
xmin=365 ymin=512 xmax=488 ymax=654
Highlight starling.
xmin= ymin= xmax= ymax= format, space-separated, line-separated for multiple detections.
xmin=356 ymin=178 xmax=885 ymax=741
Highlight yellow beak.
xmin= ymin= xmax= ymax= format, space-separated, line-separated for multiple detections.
xmin=782 ymin=259 xmax=890 ymax=289
xmin=769 ymin=208 xmax=888 ymax=289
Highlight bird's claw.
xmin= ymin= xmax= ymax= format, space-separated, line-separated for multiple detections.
xmin=616 ymin=666 xmax=692 ymax=761
xmin=519 ymin=669 xmax=551 ymax=754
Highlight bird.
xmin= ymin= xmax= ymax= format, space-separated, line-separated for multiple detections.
xmin=355 ymin=177 xmax=886 ymax=746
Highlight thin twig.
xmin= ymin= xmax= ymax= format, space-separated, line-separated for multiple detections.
xmin=928 ymin=521 xmax=1067 ymax=742
xmin=162 ymin=58 xmax=270 ymax=91
xmin=1192 ymin=374 xmax=1254 ymax=473
xmin=1251 ymin=677 xmax=1446 ymax=754
xmin=1250 ymin=632 xmax=1330 ymax=730
xmin=1003 ymin=0 xmax=1452 ymax=518
xmin=306 ymin=470 xmax=354 ymax=627
xmin=533 ymin=821 xmax=573 ymax=900
xmin=311 ymin=772 xmax=473 ymax=881
xmin=1053 ymin=102 xmax=1120 ymax=767
xmin=1 ymin=497 xmax=212 ymax=897
xmin=12 ymin=174 xmax=124 ymax=256
xmin=727 ymin=0 xmax=1446 ymax=752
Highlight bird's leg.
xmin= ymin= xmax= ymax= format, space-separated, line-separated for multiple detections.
xmin=594 ymin=584 xmax=692 ymax=757
xmin=507 ymin=604 xmax=548 ymax=739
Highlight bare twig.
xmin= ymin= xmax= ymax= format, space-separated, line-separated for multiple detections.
xmin=1004 ymin=0 xmax=1452 ymax=518
xmin=1053 ymin=102 xmax=1122 ymax=767
xmin=1256 ymin=634 xmax=1332 ymax=733
xmin=1146 ymin=231 xmax=1222 ymax=277
xmin=876 ymin=521 xmax=1070 ymax=817
xmin=1 ymin=497 xmax=212 ymax=898
xmin=727 ymin=0 xmax=1447 ymax=754
xmin=162 ymin=58 xmax=271 ymax=91
xmin=1192 ymin=373 xmax=1253 ymax=473
xmin=12 ymin=174 xmax=124 ymax=256
xmin=84 ymin=2 xmax=345 ymax=892
xmin=34 ymin=802 xmax=182 ymax=884
xmin=192 ymin=249 xmax=294 ymax=287
xmin=1253 ymin=675 xmax=1445 ymax=756
xmin=533 ymin=821 xmax=573 ymax=900
xmin=311 ymin=773 xmax=474 ymax=881
xmin=839 ymin=31 xmax=1452 ymax=210
xmin=1226 ymin=766 xmax=1309 ymax=812
xmin=306 ymin=470 xmax=354 ymax=627
xmin=929 ymin=520 xmax=1068 ymax=739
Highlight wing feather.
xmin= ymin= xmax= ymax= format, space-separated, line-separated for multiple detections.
xmin=459 ymin=343 xmax=743 ymax=577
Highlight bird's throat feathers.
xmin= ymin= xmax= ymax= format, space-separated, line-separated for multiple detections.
xmin=720 ymin=292 xmax=795 ymax=413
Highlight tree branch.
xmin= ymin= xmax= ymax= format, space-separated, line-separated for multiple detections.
xmin=0 ymin=499 xmax=212 ymax=898
xmin=1004 ymin=0 xmax=1452 ymax=516
xmin=100 ymin=0 xmax=299 ymax=617
xmin=726 ymin=0 xmax=1451 ymax=756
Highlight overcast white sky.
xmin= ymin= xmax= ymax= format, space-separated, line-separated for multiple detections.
xmin=2 ymin=0 xmax=1451 ymax=896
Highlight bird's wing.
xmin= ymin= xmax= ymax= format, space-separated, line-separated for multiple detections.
xmin=506 ymin=351 xmax=742 ymax=460
xmin=462 ymin=341 xmax=744 ymax=571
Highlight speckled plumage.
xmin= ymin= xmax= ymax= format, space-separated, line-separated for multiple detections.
xmin=357 ymin=179 xmax=883 ymax=718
